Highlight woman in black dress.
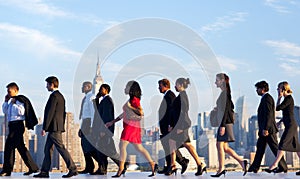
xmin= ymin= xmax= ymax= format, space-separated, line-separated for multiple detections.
xmin=267 ymin=81 xmax=300 ymax=174
xmin=211 ymin=73 xmax=247 ymax=177
xmin=166 ymin=78 xmax=206 ymax=176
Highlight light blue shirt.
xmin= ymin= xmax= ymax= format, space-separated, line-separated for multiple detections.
xmin=2 ymin=99 xmax=25 ymax=122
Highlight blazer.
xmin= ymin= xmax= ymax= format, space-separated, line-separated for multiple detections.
xmin=216 ymin=90 xmax=235 ymax=127
xmin=158 ymin=90 xmax=176 ymax=135
xmin=14 ymin=95 xmax=38 ymax=130
xmin=170 ymin=91 xmax=191 ymax=130
xmin=43 ymin=90 xmax=66 ymax=132
xmin=257 ymin=93 xmax=278 ymax=135
xmin=93 ymin=95 xmax=115 ymax=136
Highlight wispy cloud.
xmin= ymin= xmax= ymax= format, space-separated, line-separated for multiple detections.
xmin=0 ymin=0 xmax=118 ymax=26
xmin=264 ymin=0 xmax=298 ymax=13
xmin=201 ymin=12 xmax=248 ymax=33
xmin=0 ymin=0 xmax=70 ymax=17
xmin=0 ymin=23 xmax=81 ymax=59
xmin=264 ymin=40 xmax=300 ymax=76
xmin=217 ymin=55 xmax=251 ymax=72
xmin=264 ymin=40 xmax=300 ymax=57
xmin=279 ymin=63 xmax=300 ymax=76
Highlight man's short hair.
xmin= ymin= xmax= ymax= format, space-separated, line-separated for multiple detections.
xmin=158 ymin=79 xmax=170 ymax=88
xmin=83 ymin=81 xmax=92 ymax=89
xmin=100 ymin=84 xmax=111 ymax=94
xmin=255 ymin=80 xmax=269 ymax=92
xmin=45 ymin=76 xmax=59 ymax=88
xmin=6 ymin=82 xmax=19 ymax=91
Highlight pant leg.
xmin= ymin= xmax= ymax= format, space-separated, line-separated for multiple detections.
xmin=267 ymin=133 xmax=288 ymax=170
xmin=49 ymin=132 xmax=77 ymax=171
xmin=160 ymin=135 xmax=171 ymax=167
xmin=175 ymin=149 xmax=187 ymax=166
xmin=250 ymin=135 xmax=267 ymax=170
xmin=81 ymin=135 xmax=95 ymax=171
xmin=15 ymin=123 xmax=39 ymax=171
xmin=106 ymin=137 xmax=120 ymax=166
xmin=41 ymin=134 xmax=54 ymax=172
xmin=2 ymin=126 xmax=17 ymax=172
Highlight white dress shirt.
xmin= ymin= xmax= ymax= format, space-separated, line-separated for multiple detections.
xmin=2 ymin=99 xmax=25 ymax=122
xmin=80 ymin=91 xmax=95 ymax=126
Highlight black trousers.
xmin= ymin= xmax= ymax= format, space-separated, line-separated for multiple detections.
xmin=97 ymin=135 xmax=120 ymax=173
xmin=160 ymin=134 xmax=187 ymax=167
xmin=2 ymin=121 xmax=39 ymax=172
xmin=250 ymin=133 xmax=287 ymax=170
xmin=41 ymin=132 xmax=76 ymax=172
xmin=80 ymin=118 xmax=101 ymax=172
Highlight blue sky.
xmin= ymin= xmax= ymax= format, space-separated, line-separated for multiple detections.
xmin=1 ymin=0 xmax=300 ymax=128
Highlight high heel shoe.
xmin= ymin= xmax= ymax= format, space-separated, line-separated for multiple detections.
xmin=243 ymin=160 xmax=248 ymax=176
xmin=112 ymin=169 xmax=125 ymax=178
xmin=210 ymin=170 xmax=227 ymax=177
xmin=195 ymin=164 xmax=207 ymax=176
xmin=148 ymin=163 xmax=158 ymax=177
xmin=265 ymin=167 xmax=278 ymax=174
xmin=165 ymin=165 xmax=177 ymax=176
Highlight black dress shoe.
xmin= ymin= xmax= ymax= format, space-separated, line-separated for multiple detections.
xmin=275 ymin=168 xmax=287 ymax=173
xmin=248 ymin=167 xmax=258 ymax=173
xmin=0 ymin=170 xmax=11 ymax=176
xmin=181 ymin=159 xmax=189 ymax=174
xmin=157 ymin=166 xmax=168 ymax=174
xmin=90 ymin=170 xmax=107 ymax=175
xmin=78 ymin=169 xmax=93 ymax=174
xmin=33 ymin=172 xmax=50 ymax=178
xmin=24 ymin=169 xmax=39 ymax=176
xmin=62 ymin=170 xmax=78 ymax=178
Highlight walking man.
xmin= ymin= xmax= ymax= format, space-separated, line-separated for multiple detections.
xmin=34 ymin=76 xmax=77 ymax=178
xmin=92 ymin=84 xmax=121 ymax=175
xmin=157 ymin=79 xmax=189 ymax=174
xmin=248 ymin=80 xmax=287 ymax=173
xmin=0 ymin=82 xmax=39 ymax=176
xmin=78 ymin=81 xmax=101 ymax=174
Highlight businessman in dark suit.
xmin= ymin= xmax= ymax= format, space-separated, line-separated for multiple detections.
xmin=34 ymin=76 xmax=77 ymax=178
xmin=157 ymin=79 xmax=189 ymax=174
xmin=92 ymin=84 xmax=120 ymax=175
xmin=0 ymin=82 xmax=39 ymax=176
xmin=248 ymin=81 xmax=287 ymax=173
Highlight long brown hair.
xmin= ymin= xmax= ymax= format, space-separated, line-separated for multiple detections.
xmin=216 ymin=73 xmax=231 ymax=94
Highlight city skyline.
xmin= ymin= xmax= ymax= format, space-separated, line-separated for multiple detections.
xmin=1 ymin=1 xmax=300 ymax=126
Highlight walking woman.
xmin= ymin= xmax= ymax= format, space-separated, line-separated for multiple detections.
xmin=105 ymin=80 xmax=157 ymax=177
xmin=211 ymin=73 xmax=247 ymax=177
xmin=266 ymin=81 xmax=300 ymax=175
xmin=166 ymin=78 xmax=206 ymax=176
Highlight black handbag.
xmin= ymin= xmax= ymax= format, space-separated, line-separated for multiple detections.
xmin=210 ymin=109 xmax=220 ymax=127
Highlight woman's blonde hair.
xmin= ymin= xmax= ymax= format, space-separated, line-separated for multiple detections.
xmin=279 ymin=81 xmax=292 ymax=94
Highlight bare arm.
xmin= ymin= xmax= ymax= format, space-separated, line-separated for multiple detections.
xmin=127 ymin=102 xmax=144 ymax=116
xmin=105 ymin=113 xmax=123 ymax=128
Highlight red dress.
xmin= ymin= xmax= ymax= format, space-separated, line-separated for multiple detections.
xmin=120 ymin=97 xmax=142 ymax=144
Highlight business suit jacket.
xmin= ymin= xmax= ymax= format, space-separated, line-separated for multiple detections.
xmin=171 ymin=91 xmax=191 ymax=131
xmin=14 ymin=95 xmax=38 ymax=130
xmin=257 ymin=93 xmax=278 ymax=136
xmin=249 ymin=92 xmax=287 ymax=171
xmin=94 ymin=95 xmax=115 ymax=136
xmin=159 ymin=90 xmax=175 ymax=136
xmin=43 ymin=90 xmax=66 ymax=132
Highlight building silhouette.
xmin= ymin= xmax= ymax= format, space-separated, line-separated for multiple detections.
xmin=92 ymin=58 xmax=104 ymax=95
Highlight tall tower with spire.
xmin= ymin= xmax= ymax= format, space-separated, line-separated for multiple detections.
xmin=92 ymin=57 xmax=104 ymax=95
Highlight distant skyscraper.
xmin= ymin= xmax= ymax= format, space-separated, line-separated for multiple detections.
xmin=235 ymin=96 xmax=249 ymax=151
xmin=92 ymin=58 xmax=104 ymax=95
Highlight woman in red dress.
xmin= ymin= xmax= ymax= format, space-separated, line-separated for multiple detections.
xmin=106 ymin=80 xmax=157 ymax=177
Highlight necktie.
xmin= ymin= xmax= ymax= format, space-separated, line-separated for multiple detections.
xmin=79 ymin=96 xmax=86 ymax=120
